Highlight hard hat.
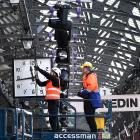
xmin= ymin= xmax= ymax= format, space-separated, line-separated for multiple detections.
xmin=52 ymin=67 xmax=61 ymax=77
xmin=80 ymin=61 xmax=93 ymax=69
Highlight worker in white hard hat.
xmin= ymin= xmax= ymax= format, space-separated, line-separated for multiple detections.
xmin=78 ymin=61 xmax=101 ymax=132
xmin=34 ymin=65 xmax=63 ymax=132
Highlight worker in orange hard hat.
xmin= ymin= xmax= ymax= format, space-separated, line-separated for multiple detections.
xmin=77 ymin=61 xmax=101 ymax=132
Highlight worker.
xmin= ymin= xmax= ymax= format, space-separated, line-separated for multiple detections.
xmin=34 ymin=66 xmax=62 ymax=132
xmin=77 ymin=61 xmax=101 ymax=132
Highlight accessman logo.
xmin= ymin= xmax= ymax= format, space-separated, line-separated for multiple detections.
xmin=54 ymin=133 xmax=96 ymax=139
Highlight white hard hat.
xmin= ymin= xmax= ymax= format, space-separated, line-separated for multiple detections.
xmin=52 ymin=67 xmax=61 ymax=77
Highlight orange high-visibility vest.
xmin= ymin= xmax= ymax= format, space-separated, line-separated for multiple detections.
xmin=83 ymin=73 xmax=99 ymax=92
xmin=45 ymin=80 xmax=61 ymax=100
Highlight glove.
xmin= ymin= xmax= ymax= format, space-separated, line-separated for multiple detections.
xmin=77 ymin=89 xmax=90 ymax=99
xmin=35 ymin=74 xmax=39 ymax=80
xmin=81 ymin=89 xmax=89 ymax=94
xmin=60 ymin=93 xmax=64 ymax=98
xmin=77 ymin=91 xmax=84 ymax=98
xmin=77 ymin=91 xmax=89 ymax=99
xmin=34 ymin=66 xmax=40 ymax=71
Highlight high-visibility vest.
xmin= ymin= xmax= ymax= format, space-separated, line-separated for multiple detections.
xmin=83 ymin=73 xmax=99 ymax=92
xmin=45 ymin=80 xmax=61 ymax=100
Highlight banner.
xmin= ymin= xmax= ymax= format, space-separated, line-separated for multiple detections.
xmin=37 ymin=132 xmax=111 ymax=140
xmin=97 ymin=94 xmax=140 ymax=112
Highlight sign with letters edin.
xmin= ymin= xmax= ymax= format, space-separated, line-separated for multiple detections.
xmin=14 ymin=58 xmax=51 ymax=97
xmin=97 ymin=94 xmax=140 ymax=112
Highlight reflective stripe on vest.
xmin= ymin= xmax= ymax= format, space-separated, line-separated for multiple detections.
xmin=46 ymin=88 xmax=61 ymax=93
xmin=45 ymin=94 xmax=60 ymax=100
xmin=45 ymin=80 xmax=61 ymax=100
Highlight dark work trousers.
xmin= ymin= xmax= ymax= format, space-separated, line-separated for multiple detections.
xmin=84 ymin=100 xmax=97 ymax=132
xmin=48 ymin=100 xmax=59 ymax=132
